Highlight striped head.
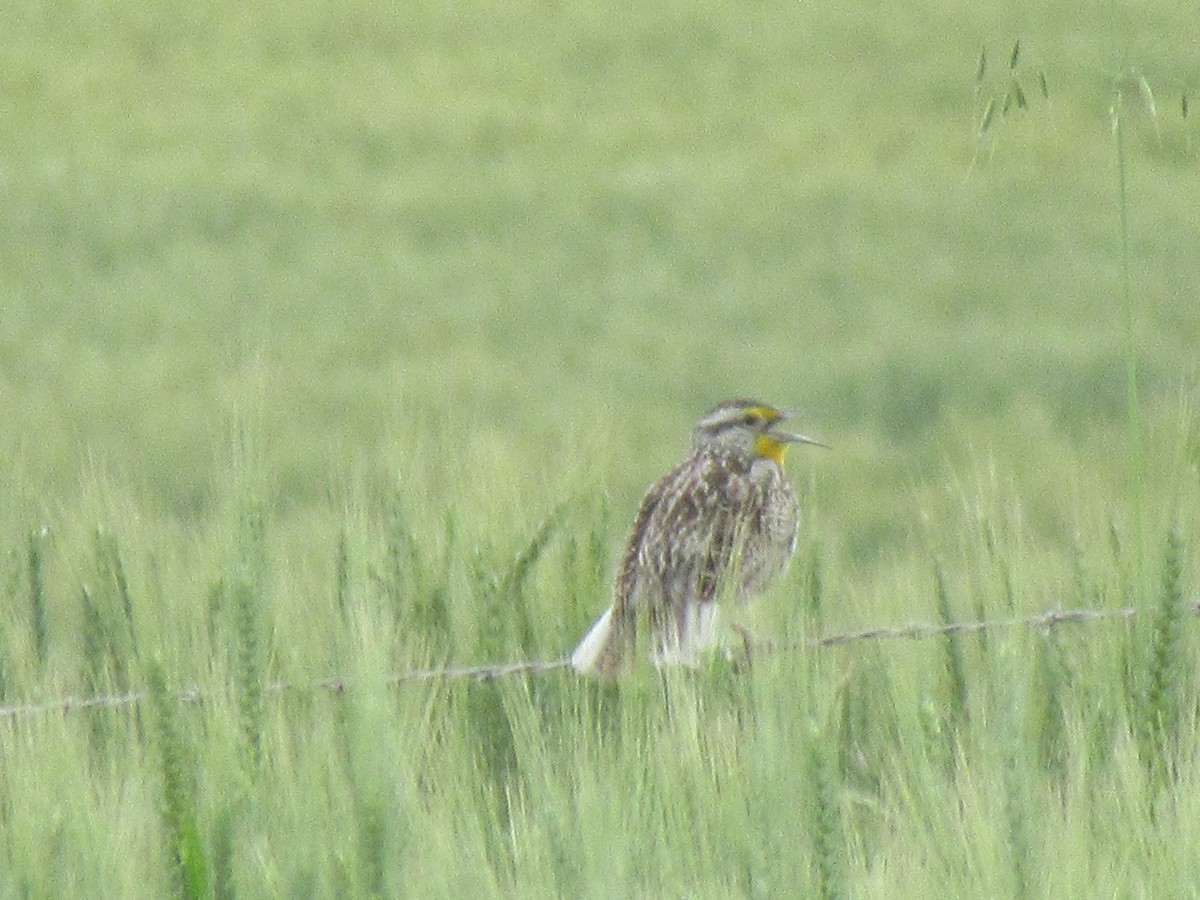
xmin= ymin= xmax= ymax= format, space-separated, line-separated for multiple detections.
xmin=689 ymin=399 xmax=826 ymax=465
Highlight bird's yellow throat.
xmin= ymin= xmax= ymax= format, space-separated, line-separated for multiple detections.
xmin=754 ymin=433 xmax=789 ymax=466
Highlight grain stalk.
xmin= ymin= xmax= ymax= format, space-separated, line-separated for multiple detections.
xmin=97 ymin=529 xmax=136 ymax=649
xmin=1033 ymin=629 xmax=1069 ymax=781
xmin=1110 ymin=72 xmax=1147 ymax=597
xmin=27 ymin=528 xmax=47 ymax=668
xmin=334 ymin=527 xmax=351 ymax=621
xmin=145 ymin=657 xmax=208 ymax=899
xmin=934 ymin=563 xmax=968 ymax=755
xmin=806 ymin=714 xmax=844 ymax=900
xmin=805 ymin=539 xmax=826 ymax=627
xmin=996 ymin=634 xmax=1036 ymax=900
xmin=1141 ymin=527 xmax=1185 ymax=786
xmin=232 ymin=499 xmax=267 ymax=771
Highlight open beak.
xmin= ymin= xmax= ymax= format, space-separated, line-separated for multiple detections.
xmin=770 ymin=411 xmax=830 ymax=449
xmin=771 ymin=430 xmax=830 ymax=449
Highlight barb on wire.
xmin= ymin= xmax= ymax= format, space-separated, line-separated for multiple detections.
xmin=1 ymin=601 xmax=1196 ymax=721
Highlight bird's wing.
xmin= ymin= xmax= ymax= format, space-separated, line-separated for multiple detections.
xmin=636 ymin=456 xmax=745 ymax=662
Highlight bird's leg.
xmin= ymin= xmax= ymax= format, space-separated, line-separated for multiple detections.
xmin=729 ymin=623 xmax=755 ymax=673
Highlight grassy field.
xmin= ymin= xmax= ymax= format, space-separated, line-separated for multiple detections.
xmin=2 ymin=0 xmax=1199 ymax=895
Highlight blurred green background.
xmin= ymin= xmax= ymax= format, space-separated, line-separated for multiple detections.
xmin=2 ymin=0 xmax=1197 ymax=567
xmin=2 ymin=5 xmax=1199 ymax=895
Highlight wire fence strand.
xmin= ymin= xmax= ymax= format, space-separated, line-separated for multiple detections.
xmin=2 ymin=600 xmax=1197 ymax=721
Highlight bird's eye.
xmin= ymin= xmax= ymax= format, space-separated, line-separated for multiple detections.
xmin=742 ymin=413 xmax=762 ymax=427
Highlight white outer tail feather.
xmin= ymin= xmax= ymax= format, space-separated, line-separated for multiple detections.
xmin=570 ymin=605 xmax=616 ymax=674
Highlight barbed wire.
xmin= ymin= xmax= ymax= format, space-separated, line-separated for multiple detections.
xmin=1 ymin=600 xmax=1197 ymax=721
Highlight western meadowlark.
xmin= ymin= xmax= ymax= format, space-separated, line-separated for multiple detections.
xmin=571 ymin=399 xmax=824 ymax=678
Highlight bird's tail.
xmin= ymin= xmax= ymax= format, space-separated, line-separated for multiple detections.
xmin=571 ymin=605 xmax=634 ymax=678
xmin=572 ymin=603 xmax=723 ymax=677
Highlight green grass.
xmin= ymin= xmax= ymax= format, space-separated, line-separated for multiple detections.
xmin=2 ymin=0 xmax=1199 ymax=895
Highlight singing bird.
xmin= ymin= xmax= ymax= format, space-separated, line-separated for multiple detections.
xmin=571 ymin=399 xmax=824 ymax=677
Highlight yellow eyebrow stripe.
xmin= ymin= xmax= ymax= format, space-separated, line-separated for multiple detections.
xmin=746 ymin=406 xmax=782 ymax=424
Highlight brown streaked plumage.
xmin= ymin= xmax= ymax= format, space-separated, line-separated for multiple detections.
xmin=571 ymin=399 xmax=824 ymax=678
